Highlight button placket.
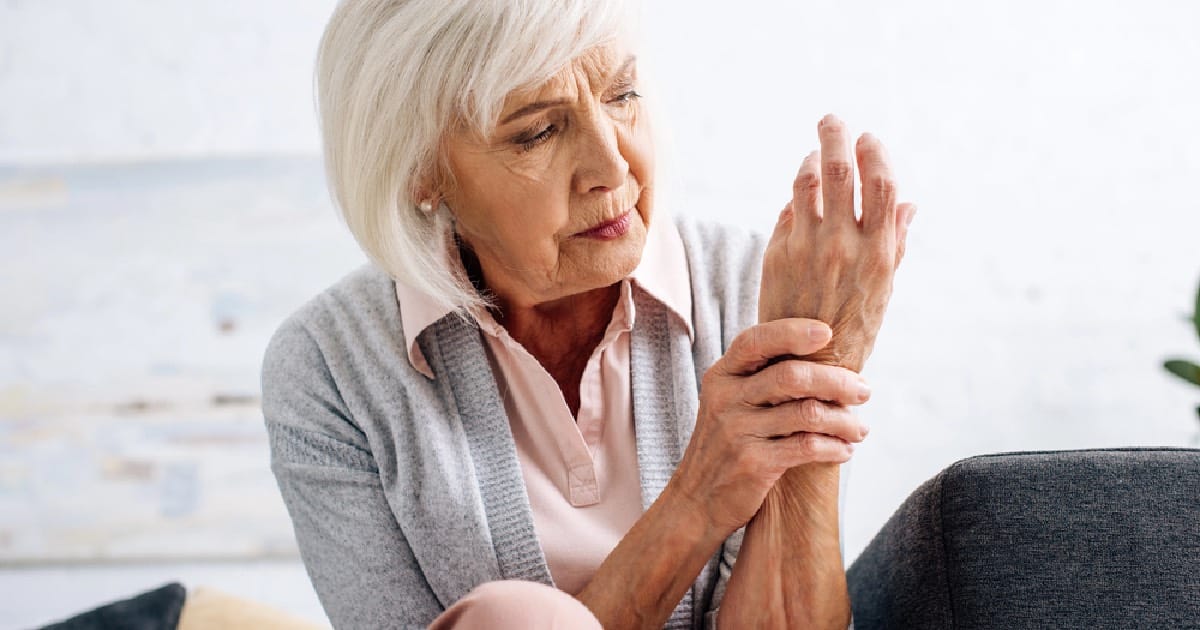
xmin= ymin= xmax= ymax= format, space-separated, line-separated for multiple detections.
xmin=567 ymin=461 xmax=600 ymax=506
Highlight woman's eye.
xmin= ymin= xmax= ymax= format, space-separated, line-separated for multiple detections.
xmin=516 ymin=124 xmax=555 ymax=152
xmin=611 ymin=89 xmax=642 ymax=105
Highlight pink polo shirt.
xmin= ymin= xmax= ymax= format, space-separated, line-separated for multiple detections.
xmin=395 ymin=213 xmax=693 ymax=595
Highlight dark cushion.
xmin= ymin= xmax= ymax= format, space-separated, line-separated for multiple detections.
xmin=39 ymin=582 xmax=186 ymax=630
xmin=847 ymin=448 xmax=1200 ymax=629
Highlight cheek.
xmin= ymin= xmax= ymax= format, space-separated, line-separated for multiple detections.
xmin=493 ymin=166 xmax=572 ymax=237
xmin=460 ymin=193 xmax=560 ymax=256
xmin=453 ymin=159 xmax=565 ymax=235
xmin=620 ymin=119 xmax=655 ymax=186
xmin=621 ymin=124 xmax=656 ymax=223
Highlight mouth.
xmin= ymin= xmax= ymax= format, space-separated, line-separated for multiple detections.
xmin=575 ymin=209 xmax=634 ymax=241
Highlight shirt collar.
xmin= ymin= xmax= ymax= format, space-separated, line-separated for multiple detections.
xmin=395 ymin=210 xmax=693 ymax=379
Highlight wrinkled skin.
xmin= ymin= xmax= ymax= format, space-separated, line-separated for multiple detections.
xmin=759 ymin=115 xmax=916 ymax=372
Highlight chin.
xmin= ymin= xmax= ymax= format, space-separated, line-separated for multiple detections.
xmin=560 ymin=218 xmax=648 ymax=298
xmin=595 ymin=213 xmax=647 ymax=278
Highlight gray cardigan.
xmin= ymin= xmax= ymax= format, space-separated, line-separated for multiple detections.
xmin=262 ymin=217 xmax=766 ymax=629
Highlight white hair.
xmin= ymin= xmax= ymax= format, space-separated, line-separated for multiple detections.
xmin=316 ymin=0 xmax=641 ymax=314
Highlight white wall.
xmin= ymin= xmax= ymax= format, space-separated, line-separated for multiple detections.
xmin=3 ymin=0 xmax=1200 ymax=625
xmin=0 ymin=0 xmax=338 ymax=163
xmin=636 ymin=0 xmax=1200 ymax=559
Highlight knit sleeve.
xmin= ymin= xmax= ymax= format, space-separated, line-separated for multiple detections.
xmin=261 ymin=317 xmax=444 ymax=629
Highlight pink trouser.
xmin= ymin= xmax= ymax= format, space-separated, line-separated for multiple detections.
xmin=428 ymin=581 xmax=603 ymax=630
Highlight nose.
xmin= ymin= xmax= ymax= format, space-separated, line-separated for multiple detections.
xmin=574 ymin=114 xmax=629 ymax=194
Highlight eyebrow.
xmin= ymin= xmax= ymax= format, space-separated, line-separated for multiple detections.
xmin=497 ymin=55 xmax=638 ymax=126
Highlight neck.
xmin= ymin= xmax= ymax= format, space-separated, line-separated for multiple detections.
xmin=460 ymin=240 xmax=622 ymax=416
xmin=493 ymin=283 xmax=621 ymax=359
xmin=459 ymin=237 xmax=620 ymax=359
xmin=495 ymin=285 xmax=621 ymax=419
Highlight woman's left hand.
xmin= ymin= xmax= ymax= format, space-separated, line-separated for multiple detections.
xmin=758 ymin=114 xmax=916 ymax=372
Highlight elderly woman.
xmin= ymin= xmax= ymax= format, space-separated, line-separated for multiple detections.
xmin=262 ymin=0 xmax=915 ymax=628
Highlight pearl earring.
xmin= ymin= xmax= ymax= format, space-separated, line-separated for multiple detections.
xmin=418 ymin=199 xmax=434 ymax=213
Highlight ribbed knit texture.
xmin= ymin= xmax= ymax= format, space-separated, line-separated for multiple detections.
xmin=262 ymin=217 xmax=766 ymax=629
xmin=847 ymin=448 xmax=1200 ymax=629
xmin=427 ymin=314 xmax=553 ymax=585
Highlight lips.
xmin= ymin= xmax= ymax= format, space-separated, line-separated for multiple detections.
xmin=576 ymin=209 xmax=634 ymax=240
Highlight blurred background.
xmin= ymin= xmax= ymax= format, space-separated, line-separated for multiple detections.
xmin=2 ymin=0 xmax=1198 ymax=626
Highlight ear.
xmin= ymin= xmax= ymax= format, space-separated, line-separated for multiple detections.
xmin=407 ymin=174 xmax=438 ymax=211
xmin=413 ymin=150 xmax=456 ymax=207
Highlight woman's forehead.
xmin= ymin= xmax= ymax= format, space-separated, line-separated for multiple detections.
xmin=571 ymin=44 xmax=636 ymax=82
xmin=512 ymin=44 xmax=636 ymax=101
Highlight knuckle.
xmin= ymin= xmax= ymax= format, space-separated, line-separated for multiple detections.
xmin=866 ymin=173 xmax=896 ymax=199
xmin=792 ymin=171 xmax=821 ymax=196
xmin=779 ymin=362 xmax=812 ymax=393
xmin=797 ymin=398 xmax=824 ymax=429
xmin=824 ymin=160 xmax=853 ymax=183
xmin=799 ymin=432 xmax=823 ymax=456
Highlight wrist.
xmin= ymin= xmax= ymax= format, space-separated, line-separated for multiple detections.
xmin=772 ymin=463 xmax=842 ymax=504
xmin=657 ymin=480 xmax=729 ymax=555
xmin=759 ymin=464 xmax=843 ymax=546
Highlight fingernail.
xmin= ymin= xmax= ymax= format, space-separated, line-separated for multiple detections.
xmin=856 ymin=380 xmax=871 ymax=402
xmin=819 ymin=113 xmax=840 ymax=130
xmin=906 ymin=207 xmax=917 ymax=226
xmin=808 ymin=324 xmax=831 ymax=342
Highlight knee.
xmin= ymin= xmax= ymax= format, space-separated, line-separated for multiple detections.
xmin=443 ymin=581 xmax=600 ymax=629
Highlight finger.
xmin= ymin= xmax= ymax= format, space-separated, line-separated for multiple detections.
xmin=857 ymin=133 xmax=898 ymax=237
xmin=894 ymin=203 xmax=917 ymax=268
xmin=742 ymin=360 xmax=870 ymax=407
xmin=818 ymin=114 xmax=855 ymax=227
xmin=719 ymin=319 xmax=833 ymax=376
xmin=769 ymin=431 xmax=856 ymax=467
xmin=753 ymin=399 xmax=869 ymax=443
xmin=790 ymin=150 xmax=822 ymax=224
xmin=769 ymin=200 xmax=794 ymax=245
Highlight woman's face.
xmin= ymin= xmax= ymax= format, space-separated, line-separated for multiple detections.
xmin=438 ymin=42 xmax=654 ymax=309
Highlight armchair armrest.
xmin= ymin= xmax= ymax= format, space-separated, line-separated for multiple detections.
xmin=847 ymin=448 xmax=1200 ymax=629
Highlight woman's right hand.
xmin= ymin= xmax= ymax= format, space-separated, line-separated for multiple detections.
xmin=668 ymin=318 xmax=871 ymax=538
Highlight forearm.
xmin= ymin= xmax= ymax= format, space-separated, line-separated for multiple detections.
xmin=718 ymin=463 xmax=849 ymax=629
xmin=577 ymin=482 xmax=727 ymax=629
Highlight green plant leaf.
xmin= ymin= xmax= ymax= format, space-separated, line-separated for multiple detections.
xmin=1165 ymin=359 xmax=1200 ymax=387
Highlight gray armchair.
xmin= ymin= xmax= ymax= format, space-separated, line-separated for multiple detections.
xmin=847 ymin=448 xmax=1200 ymax=629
